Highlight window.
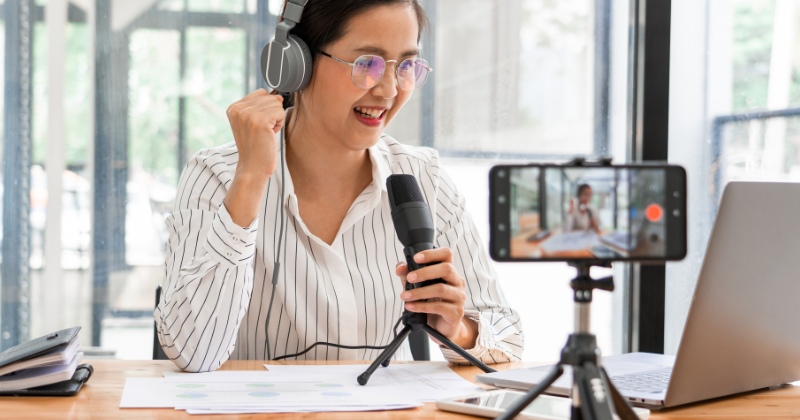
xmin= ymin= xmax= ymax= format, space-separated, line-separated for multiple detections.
xmin=1 ymin=0 xmax=631 ymax=362
xmin=666 ymin=0 xmax=800 ymax=353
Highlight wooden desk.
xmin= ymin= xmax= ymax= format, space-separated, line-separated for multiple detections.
xmin=3 ymin=360 xmax=800 ymax=419
xmin=510 ymin=229 xmax=596 ymax=259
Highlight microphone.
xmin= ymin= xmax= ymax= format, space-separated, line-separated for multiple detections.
xmin=386 ymin=174 xmax=446 ymax=289
xmin=357 ymin=174 xmax=497 ymax=385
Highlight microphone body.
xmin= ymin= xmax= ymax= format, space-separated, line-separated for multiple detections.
xmin=386 ymin=175 xmax=446 ymax=293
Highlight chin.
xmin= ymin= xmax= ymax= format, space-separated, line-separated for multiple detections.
xmin=344 ymin=122 xmax=387 ymax=150
xmin=345 ymin=133 xmax=383 ymax=151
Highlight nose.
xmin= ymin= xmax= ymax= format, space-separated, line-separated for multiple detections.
xmin=370 ymin=61 xmax=398 ymax=99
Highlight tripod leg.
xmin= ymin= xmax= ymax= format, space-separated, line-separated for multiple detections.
xmin=573 ymin=362 xmax=615 ymax=420
xmin=494 ymin=365 xmax=564 ymax=420
xmin=380 ymin=342 xmax=400 ymax=367
xmin=422 ymin=325 xmax=497 ymax=373
xmin=600 ymin=367 xmax=640 ymax=420
xmin=380 ymin=325 xmax=411 ymax=368
xmin=357 ymin=325 xmax=412 ymax=386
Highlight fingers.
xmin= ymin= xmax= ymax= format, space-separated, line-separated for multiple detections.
xmin=395 ymin=261 xmax=408 ymax=288
xmin=404 ymin=300 xmax=463 ymax=324
xmin=226 ymin=96 xmax=286 ymax=151
xmin=227 ymin=89 xmax=275 ymax=119
xmin=395 ymin=261 xmax=409 ymax=276
xmin=401 ymin=248 xmax=464 ymax=288
xmin=400 ymin=282 xmax=465 ymax=304
xmin=227 ymin=94 xmax=283 ymax=124
xmin=225 ymin=90 xmax=286 ymax=180
xmin=241 ymin=88 xmax=270 ymax=101
xmin=227 ymin=90 xmax=284 ymax=131
xmin=412 ymin=248 xmax=453 ymax=265
xmin=238 ymin=100 xmax=286 ymax=133
xmin=406 ymin=261 xmax=463 ymax=288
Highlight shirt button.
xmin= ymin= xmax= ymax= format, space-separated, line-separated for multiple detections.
xmin=231 ymin=235 xmax=239 ymax=242
xmin=225 ymin=251 xmax=233 ymax=258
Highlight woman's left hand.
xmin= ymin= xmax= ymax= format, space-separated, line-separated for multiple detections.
xmin=396 ymin=248 xmax=479 ymax=349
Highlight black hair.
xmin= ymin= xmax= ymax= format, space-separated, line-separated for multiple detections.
xmin=576 ymin=184 xmax=592 ymax=197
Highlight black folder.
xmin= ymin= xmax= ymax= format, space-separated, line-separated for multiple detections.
xmin=0 ymin=364 xmax=93 ymax=396
xmin=0 ymin=327 xmax=93 ymax=397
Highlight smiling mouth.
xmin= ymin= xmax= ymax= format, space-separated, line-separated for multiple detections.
xmin=354 ymin=106 xmax=387 ymax=119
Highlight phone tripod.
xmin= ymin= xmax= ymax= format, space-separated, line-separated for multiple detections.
xmin=496 ymin=263 xmax=639 ymax=420
xmin=358 ymin=286 xmax=497 ymax=385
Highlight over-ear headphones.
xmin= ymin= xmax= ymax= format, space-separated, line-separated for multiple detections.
xmin=261 ymin=0 xmax=312 ymax=93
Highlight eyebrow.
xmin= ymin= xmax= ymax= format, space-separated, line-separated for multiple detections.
xmin=352 ymin=46 xmax=420 ymax=58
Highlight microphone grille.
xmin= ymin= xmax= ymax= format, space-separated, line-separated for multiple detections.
xmin=387 ymin=174 xmax=424 ymax=207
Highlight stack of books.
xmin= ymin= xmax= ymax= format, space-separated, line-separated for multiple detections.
xmin=0 ymin=327 xmax=83 ymax=391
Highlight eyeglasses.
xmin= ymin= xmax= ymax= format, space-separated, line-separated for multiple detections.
xmin=318 ymin=51 xmax=432 ymax=91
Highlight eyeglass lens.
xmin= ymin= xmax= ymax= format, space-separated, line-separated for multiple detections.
xmin=351 ymin=55 xmax=430 ymax=91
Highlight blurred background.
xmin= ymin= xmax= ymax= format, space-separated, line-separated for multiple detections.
xmin=0 ymin=0 xmax=796 ymax=362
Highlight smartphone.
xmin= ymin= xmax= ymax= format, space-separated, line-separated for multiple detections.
xmin=436 ymin=390 xmax=650 ymax=420
xmin=489 ymin=163 xmax=687 ymax=262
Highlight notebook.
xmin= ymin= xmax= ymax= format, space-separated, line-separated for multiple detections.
xmin=0 ymin=352 xmax=83 ymax=391
xmin=0 ymin=327 xmax=83 ymax=391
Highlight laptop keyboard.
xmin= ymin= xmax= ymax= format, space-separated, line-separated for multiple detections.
xmin=609 ymin=367 xmax=672 ymax=393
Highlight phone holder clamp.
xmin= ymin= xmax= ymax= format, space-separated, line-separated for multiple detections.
xmin=566 ymin=157 xmax=614 ymax=167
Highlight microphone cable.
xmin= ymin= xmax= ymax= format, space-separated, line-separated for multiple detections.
xmin=273 ymin=316 xmax=405 ymax=361
xmin=261 ymin=123 xmax=402 ymax=362
xmin=264 ymin=128 xmax=287 ymax=361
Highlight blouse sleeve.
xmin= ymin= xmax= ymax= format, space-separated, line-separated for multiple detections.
xmin=154 ymin=146 xmax=259 ymax=372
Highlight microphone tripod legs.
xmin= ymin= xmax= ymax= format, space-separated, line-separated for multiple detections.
xmin=421 ymin=324 xmax=496 ymax=374
xmin=357 ymin=325 xmax=413 ymax=385
xmin=358 ymin=320 xmax=497 ymax=386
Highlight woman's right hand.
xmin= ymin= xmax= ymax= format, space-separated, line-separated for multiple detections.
xmin=226 ymin=89 xmax=286 ymax=181
xmin=223 ymin=90 xmax=286 ymax=227
xmin=227 ymin=89 xmax=286 ymax=180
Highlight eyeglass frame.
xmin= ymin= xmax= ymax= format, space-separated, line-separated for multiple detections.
xmin=317 ymin=50 xmax=433 ymax=91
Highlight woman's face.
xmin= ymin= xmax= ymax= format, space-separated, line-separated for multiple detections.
xmin=579 ymin=187 xmax=593 ymax=205
xmin=298 ymin=4 xmax=419 ymax=151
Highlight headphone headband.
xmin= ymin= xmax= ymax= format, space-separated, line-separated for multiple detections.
xmin=274 ymin=0 xmax=307 ymax=46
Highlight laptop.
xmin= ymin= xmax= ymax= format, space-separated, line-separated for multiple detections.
xmin=478 ymin=181 xmax=800 ymax=408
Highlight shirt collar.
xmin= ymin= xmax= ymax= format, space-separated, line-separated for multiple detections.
xmin=368 ymin=142 xmax=392 ymax=193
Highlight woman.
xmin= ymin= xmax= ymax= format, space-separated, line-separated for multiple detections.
xmin=155 ymin=0 xmax=523 ymax=372
xmin=566 ymin=184 xmax=600 ymax=233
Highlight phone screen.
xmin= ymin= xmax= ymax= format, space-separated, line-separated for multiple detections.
xmin=490 ymin=164 xmax=687 ymax=262
xmin=453 ymin=392 xmax=571 ymax=417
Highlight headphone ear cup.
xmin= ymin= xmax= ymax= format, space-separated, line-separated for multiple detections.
xmin=290 ymin=35 xmax=313 ymax=92
xmin=261 ymin=35 xmax=313 ymax=93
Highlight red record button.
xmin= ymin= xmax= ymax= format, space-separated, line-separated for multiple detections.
xmin=645 ymin=203 xmax=664 ymax=222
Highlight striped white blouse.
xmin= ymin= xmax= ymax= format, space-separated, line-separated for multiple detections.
xmin=155 ymin=134 xmax=524 ymax=372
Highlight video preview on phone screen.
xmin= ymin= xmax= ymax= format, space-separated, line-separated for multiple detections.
xmin=509 ymin=167 xmax=667 ymax=260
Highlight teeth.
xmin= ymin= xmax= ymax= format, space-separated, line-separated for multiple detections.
xmin=354 ymin=107 xmax=385 ymax=119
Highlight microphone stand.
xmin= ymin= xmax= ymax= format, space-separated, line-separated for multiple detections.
xmin=495 ymin=262 xmax=639 ymax=420
xmin=357 ymin=307 xmax=496 ymax=385
xmin=357 ymin=252 xmax=497 ymax=385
